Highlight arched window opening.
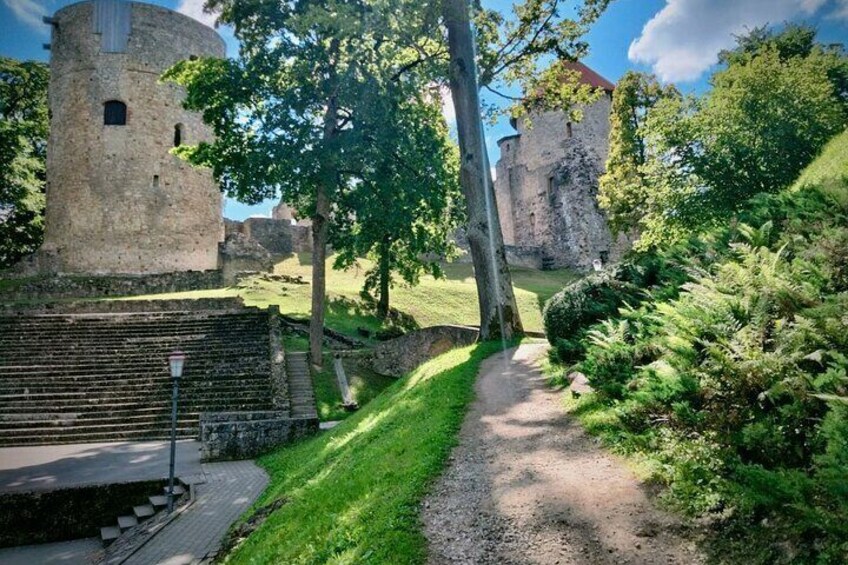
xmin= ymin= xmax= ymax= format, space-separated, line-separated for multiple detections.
xmin=104 ymin=100 xmax=127 ymax=125
xmin=173 ymin=124 xmax=183 ymax=147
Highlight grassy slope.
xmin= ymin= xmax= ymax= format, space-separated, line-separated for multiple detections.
xmin=791 ymin=129 xmax=848 ymax=189
xmin=224 ymin=341 xmax=509 ymax=564
xmin=125 ymin=257 xmax=574 ymax=338
xmin=310 ymin=353 xmax=395 ymax=421
xmin=549 ymin=129 xmax=848 ymax=560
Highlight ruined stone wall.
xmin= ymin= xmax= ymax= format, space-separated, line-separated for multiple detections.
xmin=224 ymin=217 xmax=313 ymax=256
xmin=494 ymin=95 xmax=629 ymax=271
xmin=371 ymin=325 xmax=480 ymax=377
xmin=41 ymin=1 xmax=225 ymax=274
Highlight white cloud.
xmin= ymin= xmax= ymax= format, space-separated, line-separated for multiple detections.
xmin=176 ymin=0 xmax=218 ymax=28
xmin=629 ymin=0 xmax=828 ymax=82
xmin=4 ymin=0 xmax=49 ymax=34
xmin=832 ymin=0 xmax=848 ymax=21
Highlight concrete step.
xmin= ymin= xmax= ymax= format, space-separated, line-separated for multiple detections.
xmin=149 ymin=495 xmax=168 ymax=508
xmin=101 ymin=525 xmax=121 ymax=544
xmin=165 ymin=484 xmax=186 ymax=496
xmin=117 ymin=515 xmax=138 ymax=530
xmin=133 ymin=504 xmax=155 ymax=519
xmin=0 ymin=307 xmax=277 ymax=446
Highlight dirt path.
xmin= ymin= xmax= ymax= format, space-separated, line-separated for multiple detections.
xmin=422 ymin=342 xmax=704 ymax=565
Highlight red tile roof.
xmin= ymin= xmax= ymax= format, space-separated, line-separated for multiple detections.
xmin=562 ymin=61 xmax=616 ymax=92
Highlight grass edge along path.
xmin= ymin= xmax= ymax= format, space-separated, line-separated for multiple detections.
xmin=223 ymin=341 xmax=512 ymax=564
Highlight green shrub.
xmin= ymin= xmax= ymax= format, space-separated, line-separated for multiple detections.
xmin=549 ymin=131 xmax=848 ymax=562
xmin=543 ymin=254 xmax=686 ymax=362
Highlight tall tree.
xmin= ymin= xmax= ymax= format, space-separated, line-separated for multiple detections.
xmin=0 ymin=58 xmax=48 ymax=268
xmin=441 ymin=0 xmax=521 ymax=339
xmin=331 ymin=91 xmax=462 ymax=319
xmin=165 ymin=0 xmax=445 ymax=365
xmin=597 ymin=71 xmax=679 ymax=234
xmin=438 ymin=0 xmax=612 ymax=339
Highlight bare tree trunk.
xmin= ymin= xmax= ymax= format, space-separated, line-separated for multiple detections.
xmin=377 ymin=236 xmax=391 ymax=319
xmin=309 ymin=183 xmax=329 ymax=368
xmin=310 ymin=89 xmax=339 ymax=368
xmin=442 ymin=0 xmax=523 ymax=340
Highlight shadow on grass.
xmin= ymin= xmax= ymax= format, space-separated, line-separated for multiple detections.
xmin=226 ymin=341 xmax=512 ymax=565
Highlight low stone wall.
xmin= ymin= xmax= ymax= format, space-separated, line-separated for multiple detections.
xmin=200 ymin=411 xmax=318 ymax=461
xmin=0 ymin=479 xmax=166 ymax=548
xmin=0 ymin=297 xmax=247 ymax=315
xmin=267 ymin=306 xmax=290 ymax=412
xmin=449 ymin=237 xmax=543 ymax=270
xmin=0 ymin=270 xmax=224 ymax=302
xmin=371 ymin=325 xmax=480 ymax=377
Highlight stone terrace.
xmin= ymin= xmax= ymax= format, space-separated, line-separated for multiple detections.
xmin=0 ymin=306 xmax=284 ymax=446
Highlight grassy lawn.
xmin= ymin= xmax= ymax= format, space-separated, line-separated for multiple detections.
xmin=310 ymin=353 xmax=396 ymax=422
xmin=125 ymin=255 xmax=575 ymax=339
xmin=223 ymin=341 xmax=511 ymax=564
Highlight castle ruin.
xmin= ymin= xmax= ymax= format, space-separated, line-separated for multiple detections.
xmin=35 ymin=0 xmax=225 ymax=275
xmin=494 ymin=62 xmax=628 ymax=271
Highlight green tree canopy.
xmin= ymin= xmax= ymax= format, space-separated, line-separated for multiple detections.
xmin=0 ymin=58 xmax=48 ymax=268
xmin=331 ymin=92 xmax=462 ymax=319
xmin=597 ymin=71 xmax=678 ymax=234
xmin=164 ymin=0 xmax=449 ymax=362
xmin=600 ymin=26 xmax=848 ymax=249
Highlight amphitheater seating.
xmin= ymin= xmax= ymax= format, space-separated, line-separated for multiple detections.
xmin=0 ymin=307 xmax=283 ymax=446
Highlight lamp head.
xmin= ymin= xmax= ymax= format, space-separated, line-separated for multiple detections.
xmin=168 ymin=351 xmax=186 ymax=379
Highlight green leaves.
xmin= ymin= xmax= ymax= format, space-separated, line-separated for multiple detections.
xmin=0 ymin=58 xmax=48 ymax=268
xmin=599 ymin=26 xmax=848 ymax=250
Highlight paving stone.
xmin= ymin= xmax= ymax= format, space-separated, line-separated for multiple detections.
xmin=124 ymin=460 xmax=268 ymax=565
xmin=0 ymin=537 xmax=102 ymax=564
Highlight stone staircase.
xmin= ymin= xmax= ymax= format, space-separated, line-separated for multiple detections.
xmin=100 ymin=484 xmax=187 ymax=545
xmin=0 ymin=308 xmax=281 ymax=446
xmin=285 ymin=352 xmax=318 ymax=419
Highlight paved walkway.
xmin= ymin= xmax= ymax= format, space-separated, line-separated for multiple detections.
xmin=123 ymin=460 xmax=268 ymax=564
xmin=423 ymin=343 xmax=703 ymax=564
xmin=0 ymin=441 xmax=202 ymax=493
xmin=0 ymin=537 xmax=101 ymax=565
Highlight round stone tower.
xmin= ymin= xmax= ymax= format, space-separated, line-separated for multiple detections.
xmin=41 ymin=0 xmax=224 ymax=274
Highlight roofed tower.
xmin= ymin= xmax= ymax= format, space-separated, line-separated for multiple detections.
xmin=493 ymin=62 xmax=629 ymax=271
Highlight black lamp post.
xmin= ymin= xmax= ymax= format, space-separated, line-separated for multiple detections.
xmin=167 ymin=351 xmax=186 ymax=513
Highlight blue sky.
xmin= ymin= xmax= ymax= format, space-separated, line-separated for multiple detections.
xmin=3 ymin=0 xmax=847 ymax=220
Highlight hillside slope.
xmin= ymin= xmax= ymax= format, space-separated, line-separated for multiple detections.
xmin=544 ymin=129 xmax=848 ymax=564
xmin=221 ymin=341 xmax=509 ymax=564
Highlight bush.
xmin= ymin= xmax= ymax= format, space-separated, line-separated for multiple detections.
xmin=550 ymin=131 xmax=848 ymax=562
xmin=543 ymin=254 xmax=686 ymax=362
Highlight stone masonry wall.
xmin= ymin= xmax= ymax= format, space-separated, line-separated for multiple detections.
xmin=371 ymin=325 xmax=480 ymax=377
xmin=225 ymin=217 xmax=313 ymax=256
xmin=0 ymin=270 xmax=224 ymax=302
xmin=40 ymin=2 xmax=225 ymax=275
xmin=200 ymin=411 xmax=318 ymax=461
xmin=494 ymin=96 xmax=630 ymax=271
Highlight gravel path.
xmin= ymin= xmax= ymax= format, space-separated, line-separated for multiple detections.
xmin=422 ymin=342 xmax=704 ymax=565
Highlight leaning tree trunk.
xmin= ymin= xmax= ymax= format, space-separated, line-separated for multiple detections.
xmin=442 ymin=0 xmax=523 ymax=340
